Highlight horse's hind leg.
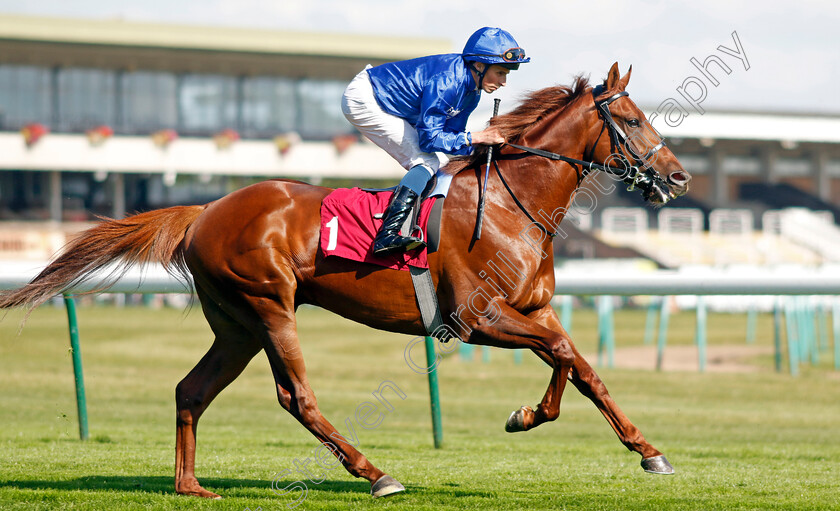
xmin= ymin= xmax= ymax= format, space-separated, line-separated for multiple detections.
xmin=243 ymin=284 xmax=404 ymax=498
xmin=175 ymin=287 xmax=263 ymax=498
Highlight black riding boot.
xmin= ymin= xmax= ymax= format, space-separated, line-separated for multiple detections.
xmin=372 ymin=186 xmax=426 ymax=255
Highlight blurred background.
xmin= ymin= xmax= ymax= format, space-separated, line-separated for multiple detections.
xmin=1 ymin=2 xmax=839 ymax=295
xmin=2 ymin=7 xmax=840 ymax=508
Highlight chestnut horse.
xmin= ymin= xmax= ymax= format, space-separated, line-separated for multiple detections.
xmin=0 ymin=63 xmax=690 ymax=498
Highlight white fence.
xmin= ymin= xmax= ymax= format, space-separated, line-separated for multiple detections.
xmin=4 ymin=263 xmax=840 ymax=298
xmin=552 ymin=268 xmax=840 ymax=296
xmin=3 ymin=264 xmax=836 ymax=385
xmin=0 ymin=261 xmax=190 ymax=294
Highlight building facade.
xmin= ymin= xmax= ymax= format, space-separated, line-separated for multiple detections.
xmin=0 ymin=14 xmax=449 ymax=221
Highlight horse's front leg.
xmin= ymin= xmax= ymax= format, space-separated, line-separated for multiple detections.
xmin=465 ymin=303 xmax=575 ymax=432
xmin=530 ymin=305 xmax=674 ymax=474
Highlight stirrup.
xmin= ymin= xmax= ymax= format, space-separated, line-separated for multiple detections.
xmin=371 ymin=185 xmax=424 ymax=255
xmin=372 ymin=232 xmax=426 ymax=255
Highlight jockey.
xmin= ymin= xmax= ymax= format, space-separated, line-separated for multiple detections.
xmin=341 ymin=26 xmax=530 ymax=255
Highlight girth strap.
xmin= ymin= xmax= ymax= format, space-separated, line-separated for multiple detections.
xmin=409 ymin=266 xmax=446 ymax=339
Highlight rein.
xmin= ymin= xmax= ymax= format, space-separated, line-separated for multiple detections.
xmin=495 ymin=86 xmax=673 ymax=214
xmin=475 ymin=86 xmax=673 ymax=239
xmin=494 ymin=140 xmax=669 ymax=233
xmin=505 ymin=142 xmax=640 ymax=182
xmin=492 ymin=159 xmax=555 ymax=237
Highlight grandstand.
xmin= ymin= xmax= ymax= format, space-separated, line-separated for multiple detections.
xmin=0 ymin=14 xmax=447 ymax=223
xmin=595 ymin=207 xmax=830 ymax=268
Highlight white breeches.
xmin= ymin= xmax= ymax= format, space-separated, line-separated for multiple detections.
xmin=341 ymin=66 xmax=446 ymax=177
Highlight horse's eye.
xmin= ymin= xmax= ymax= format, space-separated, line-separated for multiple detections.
xmin=627 ymin=119 xmax=641 ymax=128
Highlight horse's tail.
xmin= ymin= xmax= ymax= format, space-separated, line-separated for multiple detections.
xmin=0 ymin=205 xmax=206 ymax=311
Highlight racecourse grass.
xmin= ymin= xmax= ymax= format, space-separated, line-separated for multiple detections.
xmin=1 ymin=303 xmax=838 ymax=510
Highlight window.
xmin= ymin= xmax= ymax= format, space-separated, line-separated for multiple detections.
xmin=241 ymin=76 xmax=297 ymax=137
xmin=0 ymin=65 xmax=52 ymax=130
xmin=0 ymin=65 xmax=357 ymax=139
xmin=179 ymin=74 xmax=237 ymax=135
xmin=296 ymin=79 xmax=351 ymax=139
xmin=56 ymin=68 xmax=117 ymax=131
xmin=121 ymin=71 xmax=178 ymax=134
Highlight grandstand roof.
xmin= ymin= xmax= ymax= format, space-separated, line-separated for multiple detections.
xmin=0 ymin=14 xmax=449 ymax=59
xmin=0 ymin=14 xmax=451 ymax=77
xmin=648 ymin=110 xmax=840 ymax=145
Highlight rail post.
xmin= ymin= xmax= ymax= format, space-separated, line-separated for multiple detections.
xmin=745 ymin=305 xmax=757 ymax=344
xmin=785 ymin=298 xmax=800 ymax=376
xmin=643 ymin=296 xmax=659 ymax=345
xmin=597 ymin=296 xmax=615 ymax=368
xmin=63 ymin=295 xmax=89 ymax=441
xmin=696 ymin=296 xmax=707 ymax=373
xmin=655 ymin=297 xmax=671 ymax=371
xmin=773 ymin=298 xmax=783 ymax=372
xmin=423 ymin=336 xmax=443 ymax=449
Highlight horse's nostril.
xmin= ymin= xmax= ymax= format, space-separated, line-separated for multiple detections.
xmin=668 ymin=171 xmax=691 ymax=186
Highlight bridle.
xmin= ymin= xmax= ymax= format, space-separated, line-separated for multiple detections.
xmin=589 ymin=84 xmax=668 ymax=198
xmin=490 ymin=86 xmax=674 ymax=236
xmin=506 ymin=86 xmax=672 ymax=202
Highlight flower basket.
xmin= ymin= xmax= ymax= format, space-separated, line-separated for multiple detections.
xmin=213 ymin=129 xmax=240 ymax=150
xmin=151 ymin=129 xmax=178 ymax=149
xmin=86 ymin=125 xmax=114 ymax=147
xmin=21 ymin=123 xmax=49 ymax=147
xmin=273 ymin=132 xmax=301 ymax=156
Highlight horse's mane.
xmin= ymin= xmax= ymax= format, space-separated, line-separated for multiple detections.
xmin=443 ymin=74 xmax=591 ymax=175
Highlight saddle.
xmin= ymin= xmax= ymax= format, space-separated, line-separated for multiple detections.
xmin=319 ymin=187 xmax=442 ymax=270
xmin=319 ymin=185 xmax=447 ymax=340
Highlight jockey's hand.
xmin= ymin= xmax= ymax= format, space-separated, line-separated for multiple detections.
xmin=470 ymin=127 xmax=505 ymax=146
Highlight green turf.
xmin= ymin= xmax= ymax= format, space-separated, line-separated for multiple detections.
xmin=1 ymin=304 xmax=838 ymax=510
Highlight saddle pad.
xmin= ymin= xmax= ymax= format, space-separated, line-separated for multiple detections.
xmin=320 ymin=187 xmax=438 ymax=271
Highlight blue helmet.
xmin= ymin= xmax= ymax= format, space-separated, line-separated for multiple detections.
xmin=462 ymin=27 xmax=530 ymax=69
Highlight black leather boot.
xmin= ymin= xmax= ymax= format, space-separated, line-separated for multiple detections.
xmin=372 ymin=186 xmax=426 ymax=255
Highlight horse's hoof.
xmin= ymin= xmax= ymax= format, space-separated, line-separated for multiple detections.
xmin=175 ymin=478 xmax=222 ymax=499
xmin=370 ymin=475 xmax=405 ymax=498
xmin=504 ymin=405 xmax=532 ymax=433
xmin=641 ymin=455 xmax=675 ymax=475
xmin=176 ymin=487 xmax=222 ymax=499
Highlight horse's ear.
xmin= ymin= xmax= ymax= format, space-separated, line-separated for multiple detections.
xmin=619 ymin=65 xmax=632 ymax=90
xmin=606 ymin=62 xmax=620 ymax=89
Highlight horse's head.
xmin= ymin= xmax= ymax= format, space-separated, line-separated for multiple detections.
xmin=588 ymin=62 xmax=691 ymax=205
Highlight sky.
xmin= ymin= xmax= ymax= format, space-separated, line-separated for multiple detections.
xmin=2 ymin=0 xmax=839 ymax=125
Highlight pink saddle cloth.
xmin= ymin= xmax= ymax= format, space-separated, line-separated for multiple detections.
xmin=319 ymin=187 xmax=438 ymax=271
